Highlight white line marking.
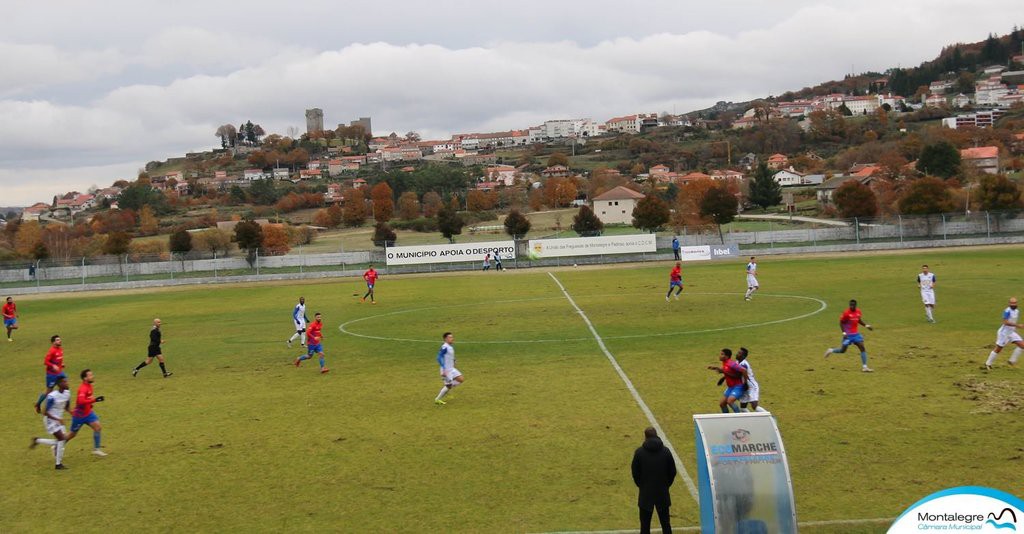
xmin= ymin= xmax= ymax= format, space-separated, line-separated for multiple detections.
xmin=547 ymin=272 xmax=699 ymax=502
xmin=533 ymin=516 xmax=895 ymax=533
xmin=338 ymin=292 xmax=827 ymax=344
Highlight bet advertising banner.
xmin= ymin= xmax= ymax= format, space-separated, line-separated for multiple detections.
xmin=678 ymin=244 xmax=740 ymax=262
xmin=693 ymin=413 xmax=797 ymax=534
xmin=384 ymin=241 xmax=515 ymax=266
xmin=527 ymin=234 xmax=656 ymax=259
xmin=888 ymin=486 xmax=1024 ymax=533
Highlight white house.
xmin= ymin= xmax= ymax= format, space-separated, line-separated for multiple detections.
xmin=484 ymin=165 xmax=517 ymax=186
xmin=592 ymin=186 xmax=645 ymax=225
xmin=244 ymin=169 xmax=265 ymax=181
xmin=772 ymin=169 xmax=806 ymax=187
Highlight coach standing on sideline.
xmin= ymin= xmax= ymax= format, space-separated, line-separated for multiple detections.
xmin=631 ymin=427 xmax=676 ymax=534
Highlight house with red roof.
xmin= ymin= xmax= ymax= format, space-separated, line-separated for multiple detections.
xmin=960 ymin=146 xmax=1000 ymax=174
xmin=766 ymin=154 xmax=788 ymax=171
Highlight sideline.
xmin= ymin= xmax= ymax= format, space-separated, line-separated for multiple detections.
xmin=533 ymin=516 xmax=895 ymax=533
xmin=547 ymin=272 xmax=699 ymax=502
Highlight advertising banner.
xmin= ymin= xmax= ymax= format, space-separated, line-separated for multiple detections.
xmin=888 ymin=487 xmax=1024 ymax=533
xmin=694 ymin=413 xmax=797 ymax=534
xmin=384 ymin=241 xmax=515 ymax=266
xmin=527 ymin=234 xmax=656 ymax=259
xmin=678 ymin=244 xmax=740 ymax=262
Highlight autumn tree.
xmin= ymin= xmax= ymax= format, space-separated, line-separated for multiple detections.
xmin=898 ymin=177 xmax=957 ymax=215
xmin=370 ymin=181 xmax=395 ymax=223
xmin=632 ymin=195 xmax=670 ymax=233
xmin=975 ymin=175 xmax=1022 ymax=212
xmin=544 ymin=177 xmax=577 ymax=208
xmin=571 ymin=205 xmax=604 ymax=236
xmin=169 ymin=229 xmax=193 ymax=255
xmin=547 ymin=152 xmax=569 ymax=167
xmin=503 ymin=209 xmax=531 ymax=239
xmin=528 ymin=188 xmax=545 ymax=211
xmin=193 ymin=228 xmax=231 ymax=255
xmin=916 ymin=141 xmax=961 ymax=179
xmin=437 ymin=204 xmax=464 ymax=243
xmin=260 ymin=224 xmax=291 ymax=255
xmin=700 ymin=186 xmax=738 ymax=243
xmin=371 ymin=222 xmax=397 ymax=247
xmin=14 ymin=221 xmax=43 ymax=257
xmin=398 ymin=191 xmax=420 ymax=220
xmin=234 ymin=220 xmax=263 ymax=267
xmin=343 ymin=188 xmax=368 ymax=227
xmin=138 ymin=205 xmax=159 ymax=236
xmin=215 ymin=124 xmax=237 ymax=148
xmin=466 ymin=189 xmax=488 ymax=212
xmin=832 ymin=180 xmax=879 ymax=219
xmin=422 ymin=192 xmax=443 ymax=218
xmin=103 ymin=231 xmax=133 ymax=255
xmin=747 ymin=163 xmax=782 ymax=212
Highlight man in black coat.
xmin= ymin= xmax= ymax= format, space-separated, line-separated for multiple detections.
xmin=631 ymin=427 xmax=676 ymax=533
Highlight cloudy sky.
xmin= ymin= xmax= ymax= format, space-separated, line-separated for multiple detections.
xmin=0 ymin=0 xmax=1018 ymax=206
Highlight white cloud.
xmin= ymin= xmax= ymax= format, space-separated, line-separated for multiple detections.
xmin=0 ymin=0 xmax=1019 ymax=205
xmin=0 ymin=42 xmax=125 ymax=98
xmin=0 ymin=162 xmax=140 ymax=207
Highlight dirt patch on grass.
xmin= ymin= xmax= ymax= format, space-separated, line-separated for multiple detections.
xmin=954 ymin=378 xmax=1024 ymax=413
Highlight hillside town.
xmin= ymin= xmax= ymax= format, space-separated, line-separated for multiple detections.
xmin=2 ymin=34 xmax=1023 ymax=262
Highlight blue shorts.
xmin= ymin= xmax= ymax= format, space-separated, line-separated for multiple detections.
xmin=307 ymin=343 xmax=323 ymax=355
xmin=723 ymin=385 xmax=746 ymax=399
xmin=669 ymin=281 xmax=682 ymax=288
xmin=366 ymin=283 xmax=374 ymax=289
xmin=46 ymin=372 xmax=67 ymax=388
xmin=841 ymin=333 xmax=865 ymax=347
xmin=3 ymin=318 xmax=15 ymax=327
xmin=71 ymin=412 xmax=99 ymax=432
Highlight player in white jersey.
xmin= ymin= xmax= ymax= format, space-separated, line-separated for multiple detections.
xmin=735 ymin=347 xmax=767 ymax=412
xmin=29 ymin=376 xmax=72 ymax=469
xmin=917 ymin=265 xmax=937 ymax=323
xmin=286 ymin=297 xmax=308 ymax=348
xmin=434 ymin=332 xmax=464 ymax=405
xmin=744 ymin=257 xmax=759 ymax=301
xmin=985 ymin=297 xmax=1023 ymax=370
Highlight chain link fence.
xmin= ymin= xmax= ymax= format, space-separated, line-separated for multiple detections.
xmin=2 ymin=210 xmax=1022 ymax=293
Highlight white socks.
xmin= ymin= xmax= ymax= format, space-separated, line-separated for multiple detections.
xmin=35 ymin=438 xmax=57 ymax=446
xmin=754 ymin=406 xmax=768 ymax=412
xmin=301 ymin=332 xmax=307 ymax=345
xmin=435 ymin=386 xmax=450 ymax=401
xmin=1011 ymin=348 xmax=1022 ymax=364
xmin=55 ymin=440 xmax=65 ymax=465
xmin=987 ymin=351 xmax=999 ymax=366
xmin=925 ymin=307 xmax=933 ymax=321
xmin=288 ymin=333 xmax=300 ymax=343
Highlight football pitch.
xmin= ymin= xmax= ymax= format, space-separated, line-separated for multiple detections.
xmin=1 ymin=246 xmax=1022 ymax=533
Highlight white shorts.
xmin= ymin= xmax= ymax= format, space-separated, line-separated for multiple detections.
xmin=444 ymin=368 xmax=462 ymax=384
xmin=739 ymin=384 xmax=760 ymax=403
xmin=44 ymin=417 xmax=66 ymax=435
xmin=920 ymin=289 xmax=935 ymax=305
xmin=294 ymin=321 xmax=306 ymax=332
xmin=747 ymin=275 xmax=759 ymax=288
xmin=996 ymin=330 xmax=1023 ymax=347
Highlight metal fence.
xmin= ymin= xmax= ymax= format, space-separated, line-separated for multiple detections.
xmin=673 ymin=210 xmax=1024 ymax=248
xmin=2 ymin=210 xmax=1022 ymax=292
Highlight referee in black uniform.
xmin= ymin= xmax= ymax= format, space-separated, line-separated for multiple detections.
xmin=132 ymin=318 xmax=172 ymax=378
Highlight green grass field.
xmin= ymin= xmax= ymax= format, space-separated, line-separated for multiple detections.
xmin=2 ymin=246 xmax=1023 ymax=533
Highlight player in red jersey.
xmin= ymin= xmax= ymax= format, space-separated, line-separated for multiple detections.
xmin=35 ymin=335 xmax=67 ymax=413
xmin=294 ymin=312 xmax=329 ymax=373
xmin=665 ymin=262 xmax=683 ymax=301
xmin=68 ymin=369 xmax=107 ymax=457
xmin=707 ymin=348 xmax=748 ymax=413
xmin=824 ymin=299 xmax=874 ymax=372
xmin=3 ymin=296 xmax=18 ymax=341
xmin=361 ymin=266 xmax=379 ymax=304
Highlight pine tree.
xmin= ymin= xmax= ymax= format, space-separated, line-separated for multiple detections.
xmin=748 ymin=163 xmax=783 ymax=211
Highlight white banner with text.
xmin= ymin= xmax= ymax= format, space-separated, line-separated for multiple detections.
xmin=384 ymin=241 xmax=516 ymax=266
xmin=527 ymin=234 xmax=657 ymax=259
